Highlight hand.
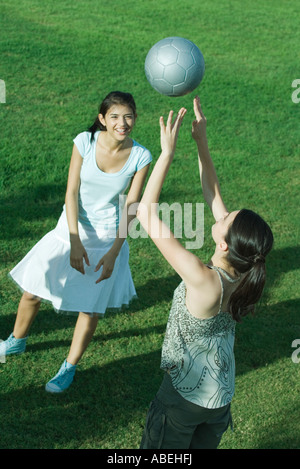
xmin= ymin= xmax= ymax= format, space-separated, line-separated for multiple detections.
xmin=191 ymin=96 xmax=207 ymax=143
xmin=94 ymin=249 xmax=117 ymax=284
xmin=70 ymin=236 xmax=90 ymax=274
xmin=160 ymin=107 xmax=187 ymax=156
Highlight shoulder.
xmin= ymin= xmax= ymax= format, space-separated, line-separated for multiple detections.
xmin=187 ymin=263 xmax=220 ymax=290
xmin=132 ymin=140 xmax=152 ymax=157
xmin=131 ymin=140 xmax=152 ymax=169
xmin=73 ymin=131 xmax=94 ymax=158
xmin=74 ymin=131 xmax=92 ymax=143
xmin=185 ymin=266 xmax=223 ymax=319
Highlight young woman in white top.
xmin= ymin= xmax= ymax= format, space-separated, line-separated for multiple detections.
xmin=138 ymin=97 xmax=273 ymax=449
xmin=2 ymin=91 xmax=152 ymax=393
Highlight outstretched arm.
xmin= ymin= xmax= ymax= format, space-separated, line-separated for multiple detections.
xmin=192 ymin=96 xmax=228 ymax=221
xmin=137 ymin=108 xmax=207 ymax=287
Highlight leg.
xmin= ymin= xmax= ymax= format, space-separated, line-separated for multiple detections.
xmin=0 ymin=292 xmax=41 ymax=357
xmin=66 ymin=312 xmax=99 ymax=365
xmin=189 ymin=422 xmax=222 ymax=449
xmin=189 ymin=404 xmax=232 ymax=449
xmin=140 ymin=396 xmax=196 ymax=449
xmin=45 ymin=312 xmax=99 ymax=393
xmin=140 ymin=375 xmax=197 ymax=449
xmin=13 ymin=292 xmax=41 ymax=339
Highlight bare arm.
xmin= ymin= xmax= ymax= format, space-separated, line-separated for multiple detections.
xmin=137 ymin=108 xmax=208 ymax=287
xmin=192 ymin=96 xmax=228 ymax=221
xmin=65 ymin=144 xmax=90 ymax=274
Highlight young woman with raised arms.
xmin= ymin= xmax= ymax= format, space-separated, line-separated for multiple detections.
xmin=138 ymin=97 xmax=273 ymax=449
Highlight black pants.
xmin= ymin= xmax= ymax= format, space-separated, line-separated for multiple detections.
xmin=140 ymin=373 xmax=232 ymax=449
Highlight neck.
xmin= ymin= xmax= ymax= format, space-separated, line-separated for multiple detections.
xmin=210 ymin=250 xmax=238 ymax=279
xmin=98 ymin=131 xmax=130 ymax=153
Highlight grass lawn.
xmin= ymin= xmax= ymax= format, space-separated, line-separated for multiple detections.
xmin=0 ymin=0 xmax=299 ymax=449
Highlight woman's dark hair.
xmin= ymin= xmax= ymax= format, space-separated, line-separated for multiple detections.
xmin=88 ymin=91 xmax=137 ymax=141
xmin=225 ymin=209 xmax=274 ymax=322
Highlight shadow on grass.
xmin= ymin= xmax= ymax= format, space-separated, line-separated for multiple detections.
xmin=1 ymin=245 xmax=298 ymax=366
xmin=0 ymin=183 xmax=65 ymax=243
xmin=0 ymin=238 xmax=299 ymax=448
xmin=0 ymin=350 xmax=162 ymax=449
xmin=264 ymin=245 xmax=300 ymax=290
xmin=233 ymin=245 xmax=300 ymax=374
xmin=234 ymin=297 xmax=300 ymax=375
xmin=1 ymin=308 xmax=299 ymax=450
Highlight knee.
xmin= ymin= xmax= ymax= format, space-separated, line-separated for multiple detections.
xmin=23 ymin=291 xmax=41 ymax=304
xmin=77 ymin=312 xmax=99 ymax=331
xmin=86 ymin=314 xmax=99 ymax=330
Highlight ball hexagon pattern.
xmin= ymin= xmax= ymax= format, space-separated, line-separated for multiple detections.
xmin=145 ymin=37 xmax=205 ymax=97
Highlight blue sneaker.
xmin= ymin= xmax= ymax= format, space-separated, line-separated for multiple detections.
xmin=0 ymin=333 xmax=27 ymax=356
xmin=45 ymin=360 xmax=76 ymax=393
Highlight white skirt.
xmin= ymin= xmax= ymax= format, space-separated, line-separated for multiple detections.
xmin=9 ymin=210 xmax=137 ymax=316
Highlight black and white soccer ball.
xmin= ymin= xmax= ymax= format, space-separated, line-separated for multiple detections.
xmin=145 ymin=37 xmax=205 ymax=97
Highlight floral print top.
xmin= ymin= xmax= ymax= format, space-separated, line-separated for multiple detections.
xmin=160 ymin=266 xmax=237 ymax=409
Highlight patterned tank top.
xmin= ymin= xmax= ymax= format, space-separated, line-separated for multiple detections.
xmin=160 ymin=266 xmax=238 ymax=409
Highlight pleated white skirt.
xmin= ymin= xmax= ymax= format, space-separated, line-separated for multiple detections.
xmin=9 ymin=210 xmax=137 ymax=316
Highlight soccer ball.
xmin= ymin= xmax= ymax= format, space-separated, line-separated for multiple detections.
xmin=145 ymin=37 xmax=205 ymax=97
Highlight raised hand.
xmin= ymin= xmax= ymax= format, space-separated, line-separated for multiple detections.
xmin=160 ymin=107 xmax=187 ymax=156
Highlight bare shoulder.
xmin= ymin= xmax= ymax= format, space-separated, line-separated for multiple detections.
xmin=185 ymin=266 xmax=223 ymax=319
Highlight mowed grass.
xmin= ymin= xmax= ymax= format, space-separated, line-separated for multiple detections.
xmin=0 ymin=0 xmax=299 ymax=449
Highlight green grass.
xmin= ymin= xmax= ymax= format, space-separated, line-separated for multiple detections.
xmin=1 ymin=0 xmax=300 ymax=449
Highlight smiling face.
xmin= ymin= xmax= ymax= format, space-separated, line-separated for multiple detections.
xmin=99 ymin=104 xmax=136 ymax=142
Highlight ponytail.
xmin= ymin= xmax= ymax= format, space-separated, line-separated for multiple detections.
xmin=227 ymin=260 xmax=266 ymax=322
xmin=225 ymin=209 xmax=273 ymax=322
xmin=88 ymin=117 xmax=105 ymax=142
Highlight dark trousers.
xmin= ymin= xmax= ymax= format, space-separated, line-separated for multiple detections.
xmin=140 ymin=373 xmax=232 ymax=449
